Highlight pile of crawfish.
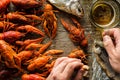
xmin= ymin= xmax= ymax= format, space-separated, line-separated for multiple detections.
xmin=0 ymin=0 xmax=89 ymax=80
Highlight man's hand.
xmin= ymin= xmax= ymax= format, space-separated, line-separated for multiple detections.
xmin=46 ymin=57 xmax=85 ymax=80
xmin=103 ymin=28 xmax=120 ymax=73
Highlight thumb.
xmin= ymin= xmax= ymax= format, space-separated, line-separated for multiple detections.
xmin=103 ymin=35 xmax=116 ymax=58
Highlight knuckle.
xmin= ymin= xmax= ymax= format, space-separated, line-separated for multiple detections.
xmin=68 ymin=62 xmax=78 ymax=69
xmin=52 ymin=73 xmax=59 ymax=79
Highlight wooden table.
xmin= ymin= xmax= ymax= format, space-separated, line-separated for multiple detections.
xmin=52 ymin=0 xmax=120 ymax=80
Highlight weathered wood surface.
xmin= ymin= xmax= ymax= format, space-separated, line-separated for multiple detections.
xmin=51 ymin=0 xmax=120 ymax=80
xmin=8 ymin=0 xmax=120 ymax=80
xmin=79 ymin=0 xmax=120 ymax=80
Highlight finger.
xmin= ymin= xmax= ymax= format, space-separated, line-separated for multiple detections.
xmin=53 ymin=57 xmax=68 ymax=68
xmin=62 ymin=60 xmax=83 ymax=79
xmin=103 ymin=28 xmax=120 ymax=44
xmin=102 ymin=28 xmax=119 ymax=36
xmin=111 ymin=28 xmax=120 ymax=48
xmin=47 ymin=57 xmax=68 ymax=80
xmin=74 ymin=68 xmax=84 ymax=80
xmin=52 ymin=58 xmax=80 ymax=73
xmin=103 ymin=35 xmax=116 ymax=58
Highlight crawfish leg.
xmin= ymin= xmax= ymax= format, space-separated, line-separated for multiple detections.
xmin=43 ymin=20 xmax=51 ymax=38
xmin=14 ymin=56 xmax=21 ymax=67
xmin=13 ymin=65 xmax=27 ymax=74
xmin=35 ymin=41 xmax=52 ymax=56
xmin=71 ymin=18 xmax=82 ymax=29
xmin=51 ymin=21 xmax=57 ymax=39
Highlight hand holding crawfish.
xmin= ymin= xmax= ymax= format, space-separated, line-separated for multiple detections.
xmin=41 ymin=4 xmax=57 ymax=39
xmin=68 ymin=48 xmax=88 ymax=64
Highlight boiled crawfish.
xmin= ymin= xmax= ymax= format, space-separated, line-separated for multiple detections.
xmin=27 ymin=56 xmax=51 ymax=71
xmin=41 ymin=4 xmax=57 ymax=39
xmin=22 ymin=73 xmax=46 ymax=80
xmin=61 ymin=18 xmax=88 ymax=47
xmin=6 ymin=12 xmax=28 ymax=24
xmin=0 ymin=21 xmax=17 ymax=32
xmin=15 ymin=51 xmax=34 ymax=67
xmin=0 ymin=31 xmax=25 ymax=43
xmin=68 ymin=48 xmax=88 ymax=64
xmin=16 ymin=37 xmax=44 ymax=52
xmin=0 ymin=40 xmax=25 ymax=73
xmin=38 ymin=61 xmax=55 ymax=77
xmin=5 ymin=12 xmax=42 ymax=25
xmin=16 ymin=25 xmax=45 ymax=37
xmin=11 ymin=0 xmax=44 ymax=9
xmin=0 ymin=0 xmax=10 ymax=14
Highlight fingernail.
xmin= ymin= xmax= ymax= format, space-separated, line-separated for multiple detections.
xmin=103 ymin=35 xmax=110 ymax=42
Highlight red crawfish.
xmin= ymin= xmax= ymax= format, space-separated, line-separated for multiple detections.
xmin=6 ymin=12 xmax=42 ymax=25
xmin=41 ymin=4 xmax=57 ymax=39
xmin=16 ymin=25 xmax=45 ymax=37
xmin=0 ymin=0 xmax=10 ymax=13
xmin=61 ymin=18 xmax=88 ymax=47
xmin=0 ymin=31 xmax=25 ymax=43
xmin=11 ymin=0 xmax=44 ymax=9
xmin=27 ymin=56 xmax=51 ymax=71
xmin=0 ymin=40 xmax=25 ymax=73
xmin=0 ymin=21 xmax=17 ymax=32
xmin=22 ymin=73 xmax=46 ymax=80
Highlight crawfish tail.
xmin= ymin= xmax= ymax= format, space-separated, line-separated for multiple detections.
xmin=11 ymin=0 xmax=43 ymax=9
xmin=0 ymin=31 xmax=25 ymax=43
xmin=6 ymin=12 xmax=28 ymax=23
xmin=27 ymin=56 xmax=51 ymax=71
